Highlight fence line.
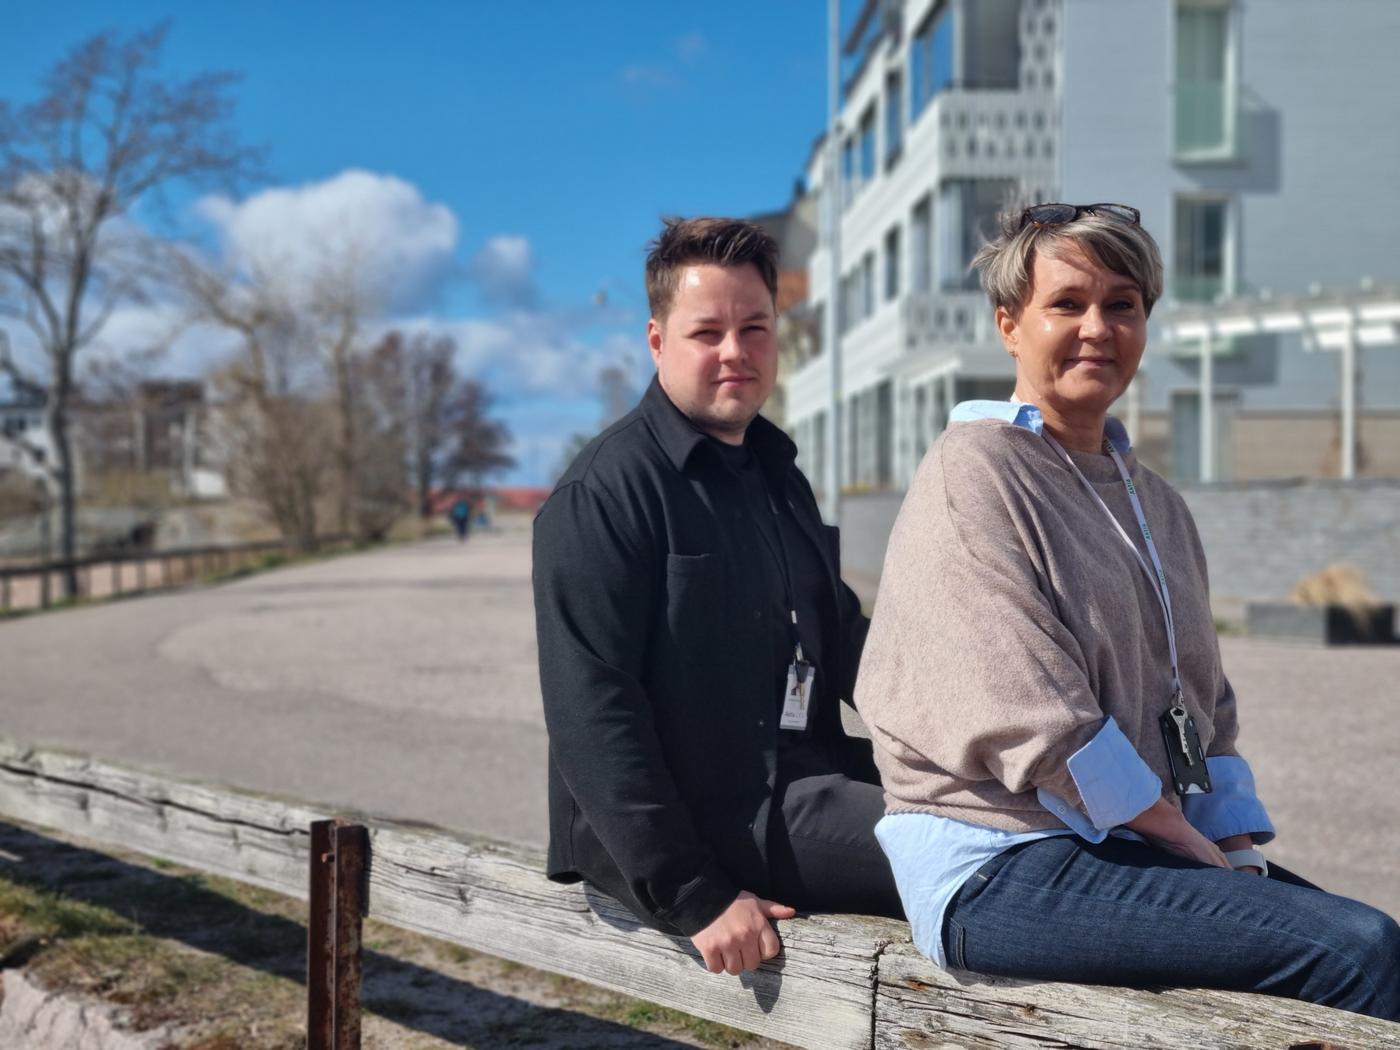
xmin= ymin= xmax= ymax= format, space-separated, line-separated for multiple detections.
xmin=0 ymin=534 xmax=353 ymax=613
xmin=0 ymin=740 xmax=1392 ymax=1049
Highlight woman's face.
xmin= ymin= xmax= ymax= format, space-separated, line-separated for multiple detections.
xmin=997 ymin=242 xmax=1147 ymax=424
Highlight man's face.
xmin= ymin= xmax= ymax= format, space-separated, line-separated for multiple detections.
xmin=647 ymin=262 xmax=777 ymax=445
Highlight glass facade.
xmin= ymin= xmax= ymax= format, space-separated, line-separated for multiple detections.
xmin=1174 ymin=196 xmax=1229 ymax=302
xmin=911 ymin=3 xmax=953 ymax=120
xmin=1175 ymin=3 xmax=1233 ymax=156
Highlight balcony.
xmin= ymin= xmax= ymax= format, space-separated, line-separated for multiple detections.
xmin=1174 ymin=80 xmax=1243 ymax=163
xmin=929 ymin=89 xmax=1058 ymax=184
xmin=902 ymin=290 xmax=995 ymax=351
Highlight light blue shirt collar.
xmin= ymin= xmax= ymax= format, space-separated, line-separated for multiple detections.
xmin=949 ymin=399 xmax=1133 ymax=456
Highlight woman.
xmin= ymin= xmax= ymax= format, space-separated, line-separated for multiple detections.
xmin=856 ymin=203 xmax=1400 ymax=1019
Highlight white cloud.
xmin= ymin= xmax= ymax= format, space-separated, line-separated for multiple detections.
xmin=618 ymin=64 xmax=677 ymax=89
xmin=467 ymin=235 xmax=537 ymax=308
xmin=195 ymin=170 xmax=459 ymax=312
xmin=675 ymin=32 xmax=707 ymax=64
xmin=394 ymin=312 xmax=643 ymax=402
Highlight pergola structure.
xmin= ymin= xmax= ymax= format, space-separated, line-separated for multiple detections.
xmin=1153 ymin=285 xmax=1400 ymax=481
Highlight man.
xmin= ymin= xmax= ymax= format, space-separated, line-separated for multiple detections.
xmin=533 ymin=217 xmax=900 ymax=978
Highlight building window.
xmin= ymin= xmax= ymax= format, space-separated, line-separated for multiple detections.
xmin=911 ymin=2 xmax=953 ymax=121
xmin=910 ymin=196 xmax=932 ymax=293
xmin=841 ymin=136 xmax=856 ymax=209
xmin=858 ymin=104 xmax=877 ymax=189
xmin=1174 ymin=196 xmax=1230 ymax=302
xmin=884 ymin=70 xmax=904 ymax=169
xmin=875 ymin=381 xmax=893 ymax=488
xmin=846 ymin=394 xmax=861 ymax=488
xmin=936 ymin=178 xmax=1015 ymax=291
xmin=1175 ymin=1 xmax=1237 ymax=159
xmin=883 ymin=225 xmax=901 ymax=302
xmin=862 ymin=252 xmax=875 ymax=320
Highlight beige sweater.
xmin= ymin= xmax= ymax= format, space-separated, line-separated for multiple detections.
xmin=857 ymin=418 xmax=1241 ymax=831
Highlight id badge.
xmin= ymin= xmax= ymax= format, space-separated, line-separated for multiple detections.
xmin=779 ymin=661 xmax=815 ymax=730
xmin=1158 ymin=702 xmax=1212 ymax=797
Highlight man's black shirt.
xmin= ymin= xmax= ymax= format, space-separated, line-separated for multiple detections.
xmin=710 ymin=438 xmax=837 ymax=762
xmin=533 ymin=378 xmax=872 ymax=935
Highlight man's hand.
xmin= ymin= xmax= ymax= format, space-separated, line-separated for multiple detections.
xmin=691 ymin=891 xmax=797 ymax=975
xmin=1125 ymin=798 xmax=1231 ymax=869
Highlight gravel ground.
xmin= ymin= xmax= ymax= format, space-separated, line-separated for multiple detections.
xmin=0 ymin=521 xmax=1395 ymax=918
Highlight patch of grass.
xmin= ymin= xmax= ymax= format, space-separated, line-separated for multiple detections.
xmin=0 ymin=860 xmax=305 ymax=1048
xmin=596 ymin=996 xmax=756 ymax=1047
xmin=2 ymin=829 xmax=787 ymax=1050
xmin=0 ymin=879 xmax=138 ymax=948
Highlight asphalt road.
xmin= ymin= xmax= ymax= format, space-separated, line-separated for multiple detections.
xmin=1 ymin=522 xmax=1396 ymax=920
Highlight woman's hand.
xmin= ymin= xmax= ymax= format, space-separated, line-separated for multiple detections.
xmin=1216 ymin=833 xmax=1265 ymax=875
xmin=1125 ymin=798 xmax=1231 ymax=868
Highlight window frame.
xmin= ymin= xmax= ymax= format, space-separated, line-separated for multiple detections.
xmin=1172 ymin=193 xmax=1236 ymax=304
xmin=1172 ymin=0 xmax=1241 ymax=163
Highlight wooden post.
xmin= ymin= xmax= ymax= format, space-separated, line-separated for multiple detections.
xmin=308 ymin=819 xmax=366 ymax=1050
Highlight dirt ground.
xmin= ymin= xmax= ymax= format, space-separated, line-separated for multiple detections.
xmin=0 ymin=820 xmax=792 ymax=1050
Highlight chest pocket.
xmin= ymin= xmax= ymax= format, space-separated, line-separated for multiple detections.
xmin=664 ymin=553 xmax=724 ymax=661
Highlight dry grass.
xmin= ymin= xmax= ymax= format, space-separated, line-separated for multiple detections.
xmin=1288 ymin=563 xmax=1382 ymax=627
xmin=0 ymin=822 xmax=781 ymax=1049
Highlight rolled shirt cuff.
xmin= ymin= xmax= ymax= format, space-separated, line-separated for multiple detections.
xmin=1181 ymin=754 xmax=1276 ymax=845
xmin=1039 ymin=717 xmax=1161 ymax=839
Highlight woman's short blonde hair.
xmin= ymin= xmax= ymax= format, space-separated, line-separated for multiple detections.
xmin=970 ymin=208 xmax=1164 ymax=318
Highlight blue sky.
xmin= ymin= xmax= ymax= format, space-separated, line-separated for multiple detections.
xmin=3 ymin=2 xmax=850 ymax=483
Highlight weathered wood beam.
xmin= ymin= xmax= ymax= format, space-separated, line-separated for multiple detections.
xmin=874 ymin=940 xmax=1400 ymax=1049
xmin=0 ymin=740 xmax=889 ymax=1049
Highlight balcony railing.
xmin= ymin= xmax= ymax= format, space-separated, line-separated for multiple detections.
xmin=930 ymin=89 xmax=1058 ymax=182
xmin=1174 ymin=81 xmax=1242 ymax=162
xmin=902 ymin=290 xmax=993 ymax=349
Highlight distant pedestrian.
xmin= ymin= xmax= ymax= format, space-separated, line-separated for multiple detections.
xmin=448 ymin=498 xmax=471 ymax=542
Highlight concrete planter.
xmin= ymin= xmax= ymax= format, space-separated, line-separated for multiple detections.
xmin=1245 ymin=602 xmax=1397 ymax=645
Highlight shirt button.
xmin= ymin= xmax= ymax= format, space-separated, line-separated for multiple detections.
xmin=752 ymin=609 xmax=762 ymax=620
xmin=757 ymin=718 xmax=766 ymax=728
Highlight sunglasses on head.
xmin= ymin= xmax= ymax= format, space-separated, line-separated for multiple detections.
xmin=1018 ymin=203 xmax=1141 ymax=230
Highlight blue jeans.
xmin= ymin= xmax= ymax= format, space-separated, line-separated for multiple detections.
xmin=943 ymin=835 xmax=1400 ymax=1021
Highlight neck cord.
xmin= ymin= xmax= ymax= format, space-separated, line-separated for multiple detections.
xmin=1041 ymin=432 xmax=1182 ymax=708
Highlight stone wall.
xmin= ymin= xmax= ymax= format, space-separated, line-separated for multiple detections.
xmin=838 ymin=478 xmax=1400 ymax=611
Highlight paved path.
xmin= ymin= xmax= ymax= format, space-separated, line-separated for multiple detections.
xmin=1 ymin=523 xmax=1396 ymax=920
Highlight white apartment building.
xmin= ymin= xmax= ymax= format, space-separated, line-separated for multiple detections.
xmin=784 ymin=0 xmax=1400 ymax=497
xmin=0 ymin=381 xmax=52 ymax=482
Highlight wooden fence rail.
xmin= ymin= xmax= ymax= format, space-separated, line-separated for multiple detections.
xmin=0 ymin=534 xmax=352 ymax=613
xmin=0 ymin=739 xmax=1393 ymax=1050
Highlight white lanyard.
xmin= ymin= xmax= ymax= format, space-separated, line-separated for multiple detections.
xmin=1041 ymin=432 xmax=1182 ymax=703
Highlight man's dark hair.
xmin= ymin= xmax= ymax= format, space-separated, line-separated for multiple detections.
xmin=645 ymin=217 xmax=780 ymax=322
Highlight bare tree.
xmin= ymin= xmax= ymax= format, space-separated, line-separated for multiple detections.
xmin=367 ymin=330 xmax=457 ymax=518
xmin=0 ymin=23 xmax=258 ymax=595
xmin=176 ymin=251 xmax=329 ymax=549
xmin=445 ymin=379 xmax=515 ymax=489
xmin=304 ymin=252 xmax=380 ymax=537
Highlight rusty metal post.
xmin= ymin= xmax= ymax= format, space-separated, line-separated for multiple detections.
xmin=307 ymin=819 xmax=366 ymax=1050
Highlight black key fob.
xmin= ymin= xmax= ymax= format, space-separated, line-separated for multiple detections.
xmin=1160 ymin=706 xmax=1212 ymax=797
